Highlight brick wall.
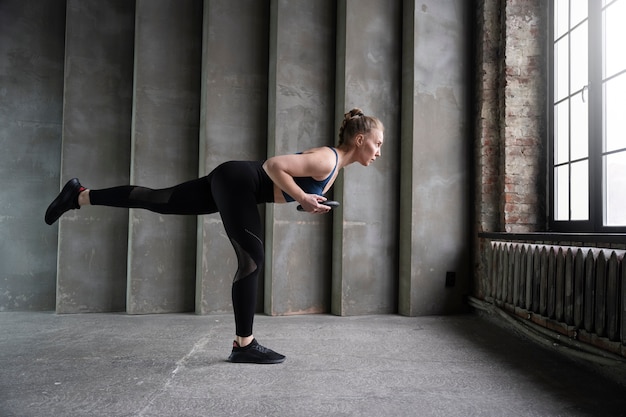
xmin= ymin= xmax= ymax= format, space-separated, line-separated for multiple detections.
xmin=501 ymin=0 xmax=547 ymax=233
xmin=475 ymin=0 xmax=546 ymax=235
xmin=475 ymin=0 xmax=503 ymax=235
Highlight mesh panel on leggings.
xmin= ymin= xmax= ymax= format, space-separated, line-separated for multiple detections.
xmin=128 ymin=187 xmax=173 ymax=206
xmin=230 ymin=238 xmax=258 ymax=283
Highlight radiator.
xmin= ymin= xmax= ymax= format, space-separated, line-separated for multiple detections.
xmin=488 ymin=242 xmax=625 ymax=346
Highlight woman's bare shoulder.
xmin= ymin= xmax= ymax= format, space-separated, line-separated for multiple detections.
xmin=300 ymin=146 xmax=336 ymax=156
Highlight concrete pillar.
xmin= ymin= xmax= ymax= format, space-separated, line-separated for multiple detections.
xmin=196 ymin=0 xmax=269 ymax=314
xmin=264 ymin=0 xmax=336 ymax=315
xmin=398 ymin=0 xmax=471 ymax=316
xmin=126 ymin=0 xmax=202 ymax=314
xmin=0 ymin=0 xmax=66 ymax=311
xmin=57 ymin=0 xmax=135 ymax=313
xmin=332 ymin=0 xmax=402 ymax=316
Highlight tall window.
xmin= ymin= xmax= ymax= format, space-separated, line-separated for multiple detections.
xmin=550 ymin=0 xmax=626 ymax=232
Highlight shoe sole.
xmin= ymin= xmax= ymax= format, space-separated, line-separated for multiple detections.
xmin=227 ymin=357 xmax=286 ymax=364
xmin=227 ymin=352 xmax=286 ymax=364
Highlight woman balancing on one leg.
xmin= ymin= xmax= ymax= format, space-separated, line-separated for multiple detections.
xmin=45 ymin=108 xmax=385 ymax=364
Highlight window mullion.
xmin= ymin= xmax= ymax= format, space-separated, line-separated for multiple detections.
xmin=587 ymin=2 xmax=603 ymax=230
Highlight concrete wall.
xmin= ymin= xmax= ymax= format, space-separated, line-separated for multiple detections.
xmin=127 ymin=0 xmax=202 ymax=314
xmin=0 ymin=0 xmax=66 ymax=311
xmin=56 ymin=0 xmax=135 ymax=313
xmin=332 ymin=0 xmax=402 ymax=315
xmin=0 ymin=0 xmax=474 ymax=318
xmin=399 ymin=0 xmax=471 ymax=316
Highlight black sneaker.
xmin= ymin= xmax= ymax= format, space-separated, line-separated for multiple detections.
xmin=45 ymin=178 xmax=84 ymax=225
xmin=227 ymin=339 xmax=286 ymax=364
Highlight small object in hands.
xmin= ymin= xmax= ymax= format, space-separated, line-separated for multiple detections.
xmin=297 ymin=200 xmax=340 ymax=212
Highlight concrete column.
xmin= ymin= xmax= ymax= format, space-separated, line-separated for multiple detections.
xmin=126 ymin=0 xmax=202 ymax=314
xmin=0 ymin=0 xmax=66 ymax=311
xmin=196 ymin=0 xmax=269 ymax=314
xmin=398 ymin=0 xmax=471 ymax=316
xmin=264 ymin=0 xmax=336 ymax=315
xmin=332 ymin=0 xmax=402 ymax=316
xmin=57 ymin=0 xmax=135 ymax=313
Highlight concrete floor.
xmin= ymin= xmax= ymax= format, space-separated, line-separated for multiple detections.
xmin=1 ymin=312 xmax=625 ymax=417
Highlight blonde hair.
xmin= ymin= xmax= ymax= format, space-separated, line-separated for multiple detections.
xmin=338 ymin=108 xmax=384 ymax=146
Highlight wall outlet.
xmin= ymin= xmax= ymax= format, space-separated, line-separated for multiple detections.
xmin=445 ymin=271 xmax=456 ymax=287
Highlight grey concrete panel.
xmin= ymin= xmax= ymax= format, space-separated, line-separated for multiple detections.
xmin=332 ymin=0 xmax=402 ymax=316
xmin=196 ymin=0 xmax=269 ymax=314
xmin=0 ymin=0 xmax=66 ymax=311
xmin=57 ymin=0 xmax=135 ymax=313
xmin=126 ymin=0 xmax=202 ymax=314
xmin=399 ymin=0 xmax=471 ymax=316
xmin=265 ymin=0 xmax=336 ymax=315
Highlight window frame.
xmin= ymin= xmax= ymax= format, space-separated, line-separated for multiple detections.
xmin=547 ymin=0 xmax=626 ymax=233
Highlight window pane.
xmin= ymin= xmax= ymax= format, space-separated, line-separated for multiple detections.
xmin=604 ymin=0 xmax=626 ymax=78
xmin=555 ymin=100 xmax=569 ymax=164
xmin=570 ymin=92 xmax=588 ymax=160
xmin=555 ymin=37 xmax=569 ymax=101
xmin=555 ymin=0 xmax=569 ymax=38
xmin=605 ymin=151 xmax=626 ymax=226
xmin=571 ymin=0 xmax=588 ymax=28
xmin=570 ymin=22 xmax=588 ymax=93
xmin=555 ymin=164 xmax=569 ymax=220
xmin=604 ymin=73 xmax=626 ymax=152
xmin=571 ymin=160 xmax=589 ymax=220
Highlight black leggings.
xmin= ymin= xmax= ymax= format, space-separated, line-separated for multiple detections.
xmin=89 ymin=161 xmax=275 ymax=337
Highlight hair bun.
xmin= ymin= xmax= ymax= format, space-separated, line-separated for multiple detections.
xmin=344 ymin=108 xmax=364 ymax=121
xmin=338 ymin=107 xmax=382 ymax=146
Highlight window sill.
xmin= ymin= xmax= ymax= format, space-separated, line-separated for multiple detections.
xmin=478 ymin=232 xmax=626 ymax=245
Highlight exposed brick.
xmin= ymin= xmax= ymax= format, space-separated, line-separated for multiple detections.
xmin=473 ymin=0 xmax=550 ymax=286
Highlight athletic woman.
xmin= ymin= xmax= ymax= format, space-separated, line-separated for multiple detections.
xmin=45 ymin=108 xmax=384 ymax=364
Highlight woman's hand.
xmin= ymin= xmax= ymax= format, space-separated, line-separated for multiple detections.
xmin=298 ymin=194 xmax=331 ymax=214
